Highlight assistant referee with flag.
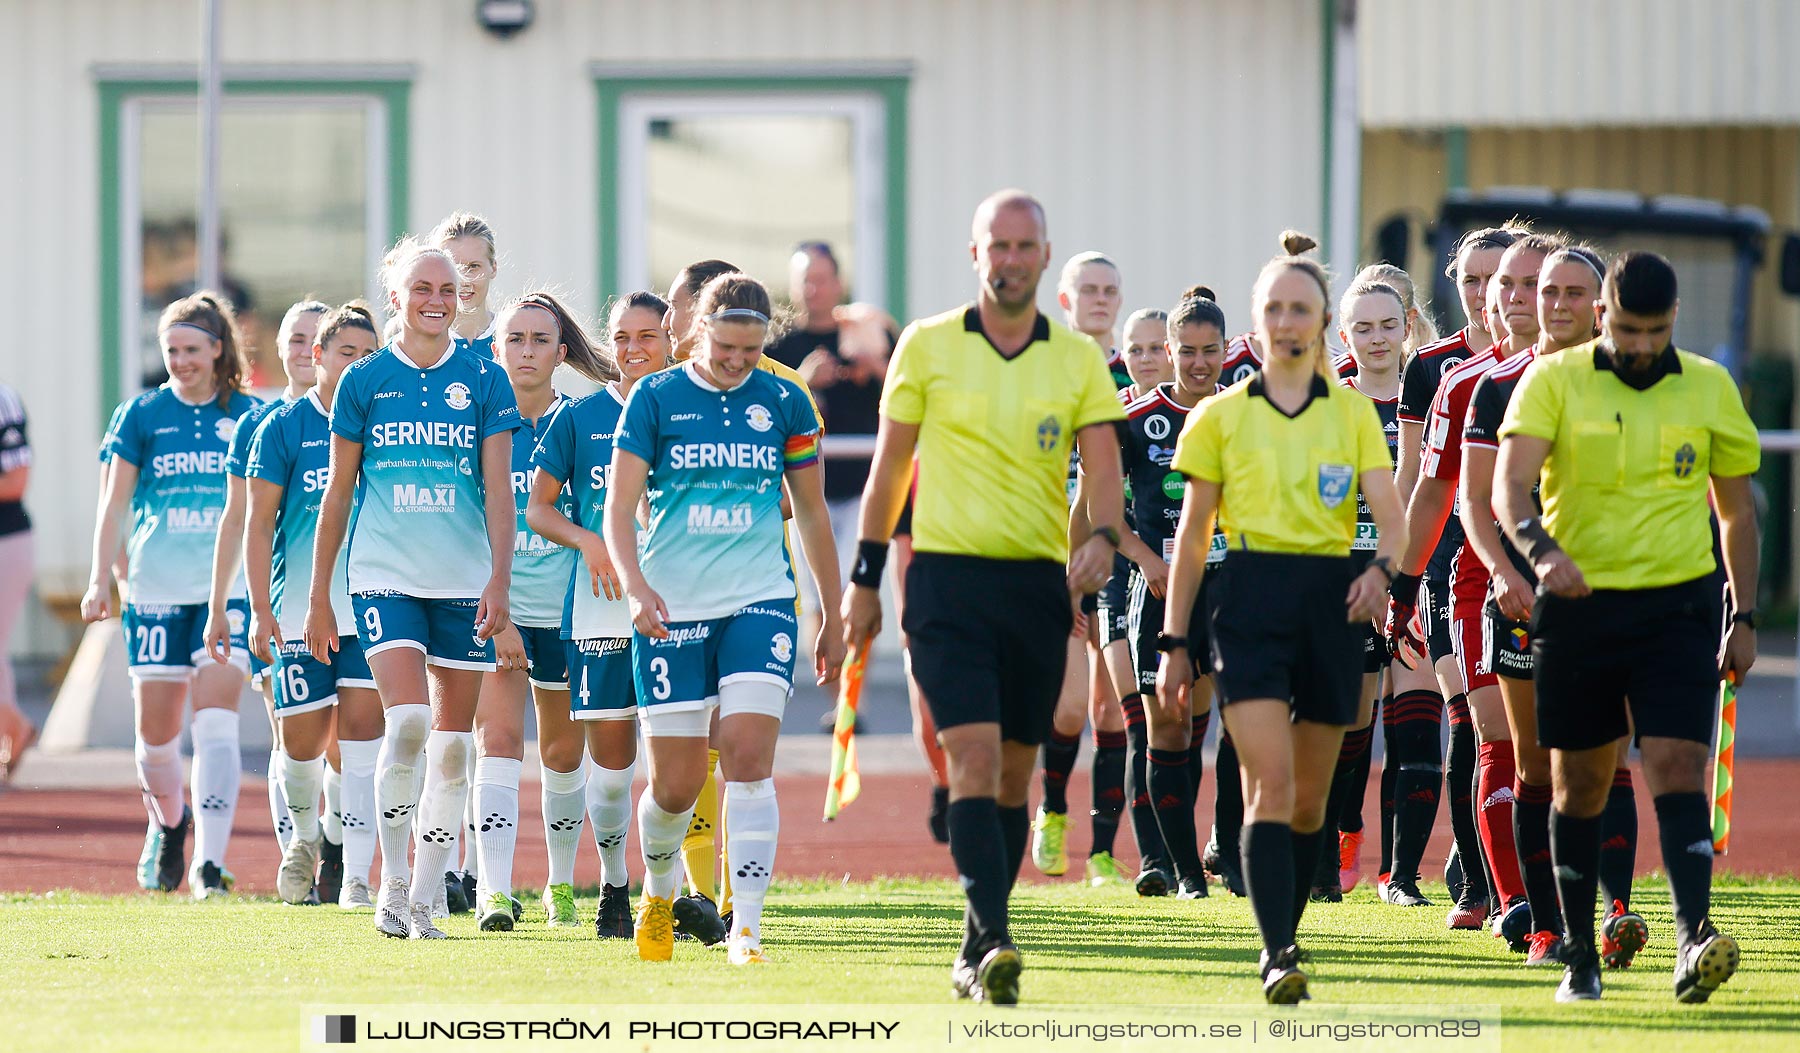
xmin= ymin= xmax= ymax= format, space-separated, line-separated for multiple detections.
xmin=843 ymin=188 xmax=1126 ymax=1006
xmin=1496 ymin=250 xmax=1759 ymax=1005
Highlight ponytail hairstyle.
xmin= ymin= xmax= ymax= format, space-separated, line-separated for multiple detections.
xmin=1252 ymin=232 xmax=1334 ymax=379
xmin=1338 ymin=278 xmax=1407 ymax=323
xmin=429 ymin=211 xmax=497 ymax=267
xmin=695 ymin=273 xmax=788 ymax=344
xmin=158 ymin=290 xmax=248 ymax=409
xmin=315 ymin=300 xmax=378 ymax=354
xmin=277 ymin=299 xmax=331 ymax=344
xmin=1352 ymin=263 xmax=1436 ymax=355
xmin=1122 ymin=307 xmax=1168 ymax=332
xmin=1167 ymin=284 xmax=1228 ymax=342
xmin=1444 ymin=225 xmax=1523 ymax=279
xmin=505 ymin=291 xmax=615 ymax=384
xmin=603 ymin=291 xmax=673 ymax=375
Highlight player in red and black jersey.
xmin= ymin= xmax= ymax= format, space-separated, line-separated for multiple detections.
xmin=1112 ymin=291 xmax=1228 ymax=900
xmin=1388 ymin=233 xmax=1563 ymax=949
xmin=1392 ymin=226 xmax=1518 ymax=928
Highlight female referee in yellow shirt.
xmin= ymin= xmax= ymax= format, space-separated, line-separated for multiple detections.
xmin=1157 ymin=250 xmax=1406 ymax=1004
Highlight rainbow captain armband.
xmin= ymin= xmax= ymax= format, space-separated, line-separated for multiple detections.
xmin=784 ymin=433 xmax=820 ymax=471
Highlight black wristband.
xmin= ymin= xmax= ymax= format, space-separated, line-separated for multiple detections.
xmin=1389 ymin=571 xmax=1422 ymax=603
xmin=850 ymin=539 xmax=888 ymax=589
xmin=1091 ymin=525 xmax=1121 ymax=550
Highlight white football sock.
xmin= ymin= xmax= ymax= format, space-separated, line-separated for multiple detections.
xmin=587 ymin=759 xmax=636 ymax=889
xmin=410 ymin=730 xmax=472 ymax=909
xmin=374 ymin=704 xmax=430 ymax=885
xmin=638 ymin=793 xmax=695 ymax=901
xmin=724 ymin=779 xmax=779 ymax=941
xmin=135 ymin=735 xmax=185 ymax=829
xmin=473 ymin=755 xmax=522 ymax=900
xmin=541 ymin=761 xmax=586 ymax=887
xmin=190 ymin=708 xmax=240 ymax=868
xmin=267 ymin=747 xmax=291 ymax=849
xmin=279 ymin=749 xmax=325 ymax=843
xmin=337 ymin=737 xmax=381 ymax=884
xmin=322 ymin=762 xmax=343 ymax=844
xmin=460 ymin=745 xmax=480 ymax=879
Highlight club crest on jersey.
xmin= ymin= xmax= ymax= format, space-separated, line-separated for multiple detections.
xmin=745 ymin=404 xmax=773 ymax=432
xmin=1317 ymin=463 xmax=1353 ymax=508
xmin=1673 ymin=442 xmax=1696 ymax=479
xmin=1145 ymin=415 xmax=1171 ymax=440
xmin=1036 ymin=415 xmax=1061 ymax=453
xmin=227 ymin=607 xmax=246 ymax=635
xmin=444 ymin=382 xmax=471 ymax=411
xmin=215 ymin=417 xmax=236 ymax=442
xmin=770 ymin=632 xmax=793 ymax=664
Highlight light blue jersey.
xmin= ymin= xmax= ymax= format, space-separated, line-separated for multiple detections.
xmin=530 ymin=385 xmax=630 ymax=640
xmin=247 ymin=389 xmax=354 ymax=640
xmin=616 ymin=362 xmax=820 ymax=621
xmin=453 ymin=317 xmax=496 ymax=361
xmin=106 ymin=385 xmax=261 ymax=605
xmin=331 ymin=342 xmax=521 ymax=597
xmin=227 ymin=395 xmax=293 ymax=479
xmin=99 ymin=399 xmax=130 ymax=466
xmin=508 ymin=394 xmax=576 ymax=628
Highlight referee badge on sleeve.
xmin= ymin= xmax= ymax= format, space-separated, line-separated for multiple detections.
xmin=1317 ymin=463 xmax=1353 ymax=508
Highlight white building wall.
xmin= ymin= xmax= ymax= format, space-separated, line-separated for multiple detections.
xmin=1 ymin=0 xmax=1324 ymax=642
xmin=1360 ymin=0 xmax=1800 ymax=128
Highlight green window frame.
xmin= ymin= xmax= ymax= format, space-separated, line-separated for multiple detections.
xmin=592 ymin=64 xmax=910 ymax=320
xmin=96 ymin=72 xmax=411 ymax=418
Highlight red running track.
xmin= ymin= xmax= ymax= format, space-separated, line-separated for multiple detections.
xmin=3 ymin=760 xmax=1798 ymax=895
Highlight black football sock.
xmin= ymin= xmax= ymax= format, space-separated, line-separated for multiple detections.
xmin=1334 ymin=722 xmax=1374 ymax=835
xmin=949 ymin=797 xmax=1009 ymax=958
xmin=1242 ymin=821 xmax=1296 ymax=954
xmin=1515 ymin=779 xmax=1560 ymax=935
xmin=1551 ymin=808 xmax=1602 ymax=954
xmin=1090 ymin=730 xmax=1127 ymax=859
xmin=1445 ymin=704 xmax=1487 ymax=902
xmin=1654 ymin=792 xmax=1715 ymax=949
xmin=1389 ymin=690 xmax=1444 ymax=884
xmin=1290 ymin=825 xmax=1329 ymax=931
xmin=1598 ymin=767 xmax=1638 ymax=911
xmin=1213 ymin=725 xmax=1243 ymax=855
xmin=1148 ymin=748 xmax=1202 ymax=881
xmin=1040 ymin=730 xmax=1080 ymax=815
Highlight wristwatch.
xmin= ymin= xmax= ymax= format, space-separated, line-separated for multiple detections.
xmin=1368 ymin=556 xmax=1397 ymax=583
xmin=1092 ymin=525 xmax=1121 ymax=550
xmin=1154 ymin=632 xmax=1188 ymax=652
xmin=1732 ymin=610 xmax=1759 ymax=630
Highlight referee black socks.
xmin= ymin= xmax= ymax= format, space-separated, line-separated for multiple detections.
xmin=1040 ymin=731 xmax=1081 ymax=815
xmin=1289 ymin=825 xmax=1328 ymax=930
xmin=1242 ymin=821 xmax=1297 ymax=953
xmin=1653 ymin=791 xmax=1714 ymax=949
xmin=998 ymin=803 xmax=1030 ymax=892
xmin=947 ymin=797 xmax=1010 ymax=956
xmin=1550 ymin=808 xmax=1601 ymax=953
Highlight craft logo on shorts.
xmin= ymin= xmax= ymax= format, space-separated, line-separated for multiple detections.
xmin=745 ymin=404 xmax=773 ymax=432
xmin=215 ymin=417 xmax=237 ymax=442
xmin=1161 ymin=470 xmax=1185 ymax=501
xmin=1036 ymin=415 xmax=1061 ymax=453
xmin=1316 ymin=463 xmax=1354 ymax=509
xmin=1674 ymin=442 xmax=1697 ymax=479
xmin=444 ymin=382 xmax=471 ymax=411
xmin=770 ymin=632 xmax=793 ymax=663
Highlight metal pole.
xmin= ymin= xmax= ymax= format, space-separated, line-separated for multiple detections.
xmin=1327 ymin=0 xmax=1360 ymax=296
xmin=197 ymin=0 xmax=222 ymax=294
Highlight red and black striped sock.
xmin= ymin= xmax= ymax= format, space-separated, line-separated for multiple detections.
xmin=1598 ymin=766 xmax=1638 ymax=910
xmin=1089 ymin=729 xmax=1127 ymax=858
xmin=1514 ymin=779 xmax=1561 ymax=935
xmin=1040 ymin=729 xmax=1080 ymax=815
xmin=1389 ymin=689 xmax=1444 ymax=884
xmin=1148 ymin=747 xmax=1202 ymax=882
xmin=1444 ymin=697 xmax=1487 ymax=901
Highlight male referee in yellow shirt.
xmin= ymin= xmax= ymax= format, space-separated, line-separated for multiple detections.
xmin=1496 ymin=251 xmax=1759 ymax=1005
xmin=843 ymin=189 xmax=1126 ymax=1005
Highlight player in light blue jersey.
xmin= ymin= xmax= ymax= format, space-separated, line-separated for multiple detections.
xmin=202 ymin=299 xmax=325 ymax=878
xmin=306 ymin=241 xmax=522 ymax=940
xmin=529 ymin=290 xmax=672 ymax=939
xmin=82 ymin=292 xmax=259 ymax=900
xmin=245 ymin=302 xmax=385 ymax=909
xmin=607 ymin=274 xmax=846 ymax=965
xmin=465 ymin=291 xmax=612 ymax=933
xmin=435 ymin=211 xmax=499 ymax=361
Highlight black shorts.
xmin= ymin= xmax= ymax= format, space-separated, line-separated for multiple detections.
xmin=1126 ymin=567 xmax=1212 ymax=695
xmin=1422 ymin=577 xmax=1455 ymax=663
xmin=1533 ymin=575 xmax=1723 ymax=751
xmin=1349 ymin=551 xmax=1386 ymax=674
xmin=1484 ymin=602 xmax=1532 ymax=681
xmin=1206 ymin=551 xmax=1361 ymax=726
xmin=893 ymin=493 xmax=914 ymax=537
xmin=1097 ymin=555 xmax=1131 ymax=645
xmin=903 ymin=552 xmax=1071 ymax=745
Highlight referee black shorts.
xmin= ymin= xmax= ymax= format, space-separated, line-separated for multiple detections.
xmin=1533 ymin=574 xmax=1722 ymax=751
xmin=1206 ymin=551 xmax=1361 ymax=726
xmin=1422 ymin=577 xmax=1455 ymax=664
xmin=1096 ymin=554 xmax=1131 ymax=645
xmin=903 ymin=552 xmax=1071 ymax=745
xmin=1125 ymin=567 xmax=1212 ymax=696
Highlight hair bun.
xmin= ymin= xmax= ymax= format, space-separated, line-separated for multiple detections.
xmin=1180 ymin=284 xmax=1218 ymax=303
xmin=1279 ymin=230 xmax=1318 ymax=256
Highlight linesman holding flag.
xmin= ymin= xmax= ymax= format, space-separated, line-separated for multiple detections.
xmin=1495 ymin=250 xmax=1759 ymax=1005
xmin=843 ymin=189 xmax=1127 ymax=1006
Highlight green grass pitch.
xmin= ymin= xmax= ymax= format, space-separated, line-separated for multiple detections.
xmin=5 ymin=878 xmax=1797 ymax=1052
